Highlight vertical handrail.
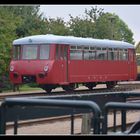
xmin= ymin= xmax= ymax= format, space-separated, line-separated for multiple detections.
xmin=70 ymin=113 xmax=74 ymax=134
xmin=102 ymin=109 xmax=108 ymax=134
xmin=0 ymin=106 xmax=6 ymax=134
xmin=14 ymin=116 xmax=19 ymax=135
xmin=121 ymin=110 xmax=126 ymax=132
xmin=113 ymin=110 xmax=116 ymax=132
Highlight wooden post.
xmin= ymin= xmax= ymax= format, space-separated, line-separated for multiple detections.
xmin=13 ymin=84 xmax=19 ymax=92
xmin=81 ymin=113 xmax=92 ymax=134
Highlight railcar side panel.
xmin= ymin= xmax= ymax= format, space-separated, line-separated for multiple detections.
xmin=68 ymin=60 xmax=131 ymax=83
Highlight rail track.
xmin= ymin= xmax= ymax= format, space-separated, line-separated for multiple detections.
xmin=1 ymin=82 xmax=140 ymax=100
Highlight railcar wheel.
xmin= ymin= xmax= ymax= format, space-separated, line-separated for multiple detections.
xmin=85 ymin=83 xmax=96 ymax=90
xmin=39 ymin=84 xmax=57 ymax=94
xmin=106 ymin=81 xmax=117 ymax=89
xmin=44 ymin=88 xmax=52 ymax=94
xmin=62 ymin=84 xmax=75 ymax=92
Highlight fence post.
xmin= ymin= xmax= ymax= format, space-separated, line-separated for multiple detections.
xmin=121 ymin=110 xmax=126 ymax=132
xmin=0 ymin=106 xmax=6 ymax=134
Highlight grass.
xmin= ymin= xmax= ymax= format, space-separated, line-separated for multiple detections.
xmin=2 ymin=84 xmax=42 ymax=93
xmin=19 ymin=84 xmax=42 ymax=92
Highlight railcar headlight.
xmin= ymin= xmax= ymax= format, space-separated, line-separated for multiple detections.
xmin=10 ymin=66 xmax=14 ymax=72
xmin=44 ymin=65 xmax=49 ymax=72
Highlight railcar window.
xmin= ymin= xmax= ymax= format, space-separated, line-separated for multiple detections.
xmin=84 ymin=46 xmax=89 ymax=50
xmin=60 ymin=46 xmax=64 ymax=59
xmin=77 ymin=46 xmax=83 ymax=50
xmin=13 ymin=45 xmax=21 ymax=60
xmin=118 ymin=49 xmax=128 ymax=61
xmin=113 ymin=51 xmax=118 ymax=60
xmin=97 ymin=48 xmax=101 ymax=50
xmin=40 ymin=45 xmax=50 ymax=59
xmin=102 ymin=48 xmax=107 ymax=50
xmin=96 ymin=48 xmax=107 ymax=60
xmin=83 ymin=50 xmax=96 ymax=60
xmin=22 ymin=45 xmax=38 ymax=60
xmin=70 ymin=50 xmax=83 ymax=60
xmin=122 ymin=49 xmax=128 ymax=60
xmin=118 ymin=50 xmax=123 ymax=60
xmin=108 ymin=48 xmax=115 ymax=60
xmin=64 ymin=47 xmax=67 ymax=60
xmin=89 ymin=51 xmax=96 ymax=60
xmin=70 ymin=46 xmax=76 ymax=50
xmin=56 ymin=45 xmax=64 ymax=60
xmin=84 ymin=51 xmax=89 ymax=60
xmin=90 ymin=47 xmax=95 ymax=50
xmin=56 ymin=46 xmax=59 ymax=60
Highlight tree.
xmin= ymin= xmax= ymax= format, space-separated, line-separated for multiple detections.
xmin=45 ymin=17 xmax=70 ymax=35
xmin=0 ymin=7 xmax=22 ymax=91
xmin=84 ymin=6 xmax=104 ymax=22
xmin=95 ymin=12 xmax=134 ymax=43
xmin=0 ymin=6 xmax=48 ymax=91
xmin=6 ymin=6 xmax=48 ymax=37
xmin=68 ymin=6 xmax=104 ymax=38
xmin=68 ymin=15 xmax=95 ymax=37
xmin=0 ymin=7 xmax=21 ymax=75
xmin=68 ymin=6 xmax=134 ymax=44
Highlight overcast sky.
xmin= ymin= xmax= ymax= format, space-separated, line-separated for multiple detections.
xmin=39 ymin=5 xmax=140 ymax=45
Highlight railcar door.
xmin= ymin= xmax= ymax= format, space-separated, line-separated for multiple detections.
xmin=63 ymin=45 xmax=69 ymax=83
xmin=129 ymin=49 xmax=136 ymax=80
xmin=56 ymin=45 xmax=68 ymax=84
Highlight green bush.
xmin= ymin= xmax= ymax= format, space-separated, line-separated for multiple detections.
xmin=0 ymin=74 xmax=13 ymax=92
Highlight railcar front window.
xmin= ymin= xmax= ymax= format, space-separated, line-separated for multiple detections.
xmin=40 ymin=45 xmax=50 ymax=59
xmin=22 ymin=45 xmax=38 ymax=60
xmin=13 ymin=45 xmax=21 ymax=60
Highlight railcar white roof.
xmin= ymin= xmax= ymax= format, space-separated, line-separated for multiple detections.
xmin=13 ymin=34 xmax=134 ymax=49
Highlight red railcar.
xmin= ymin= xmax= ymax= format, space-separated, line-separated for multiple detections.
xmin=9 ymin=34 xmax=137 ymax=93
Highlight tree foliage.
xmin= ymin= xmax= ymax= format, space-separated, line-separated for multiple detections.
xmin=0 ymin=5 xmax=47 ymax=91
xmin=95 ymin=12 xmax=134 ymax=43
xmin=0 ymin=7 xmax=21 ymax=75
xmin=68 ymin=7 xmax=134 ymax=44
xmin=45 ymin=17 xmax=70 ymax=35
xmin=68 ymin=15 xmax=95 ymax=37
xmin=4 ymin=6 xmax=47 ymax=37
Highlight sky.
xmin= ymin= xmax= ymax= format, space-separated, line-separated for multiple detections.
xmin=39 ymin=5 xmax=140 ymax=45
